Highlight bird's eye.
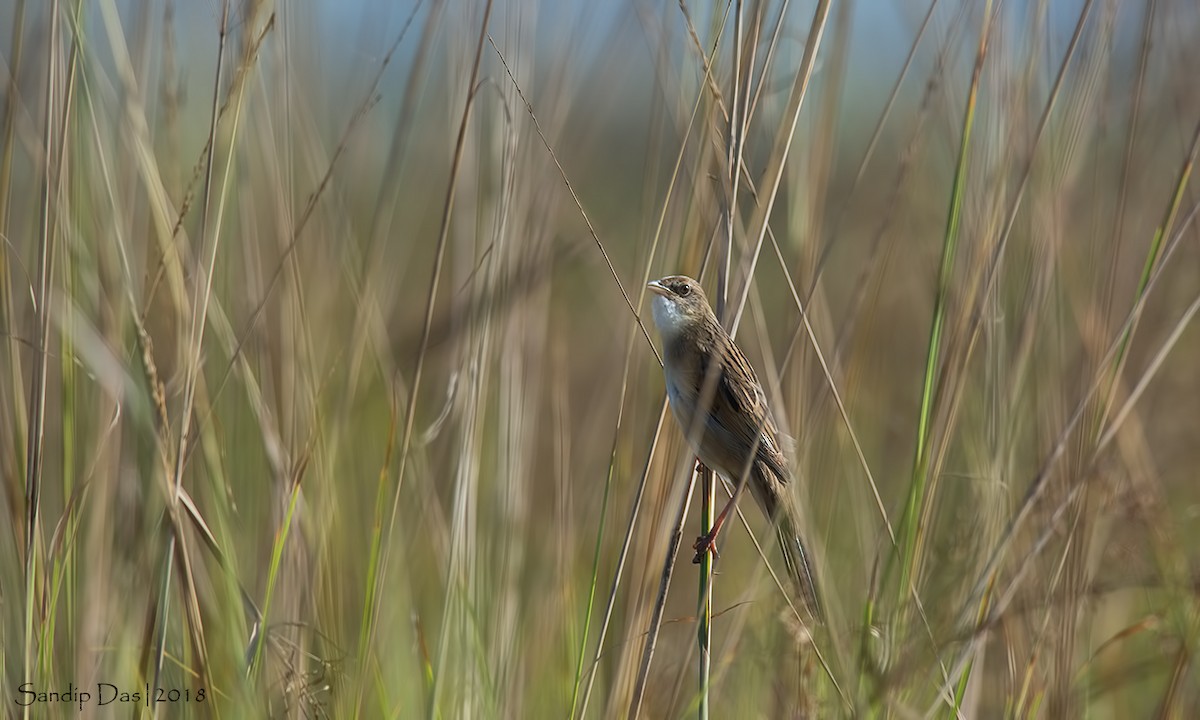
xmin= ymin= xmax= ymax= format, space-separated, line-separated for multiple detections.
xmin=676 ymin=284 xmax=691 ymax=297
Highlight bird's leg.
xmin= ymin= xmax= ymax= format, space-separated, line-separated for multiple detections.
xmin=692 ymin=465 xmax=751 ymax=564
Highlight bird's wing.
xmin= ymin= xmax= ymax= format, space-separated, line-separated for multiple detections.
xmin=697 ymin=336 xmax=790 ymax=484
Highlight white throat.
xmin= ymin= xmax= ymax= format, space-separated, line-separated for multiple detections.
xmin=650 ymin=295 xmax=688 ymax=340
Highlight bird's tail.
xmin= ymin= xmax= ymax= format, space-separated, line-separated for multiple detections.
xmin=776 ymin=512 xmax=822 ymax=622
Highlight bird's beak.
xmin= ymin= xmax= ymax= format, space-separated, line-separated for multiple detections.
xmin=647 ymin=280 xmax=669 ymax=298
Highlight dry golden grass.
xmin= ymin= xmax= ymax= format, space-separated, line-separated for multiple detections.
xmin=2 ymin=0 xmax=1199 ymax=717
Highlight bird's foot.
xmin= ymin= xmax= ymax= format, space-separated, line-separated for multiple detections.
xmin=692 ymin=460 xmax=727 ymax=563
xmin=692 ymin=531 xmax=720 ymax=564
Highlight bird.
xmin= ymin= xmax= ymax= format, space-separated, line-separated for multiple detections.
xmin=646 ymin=274 xmax=821 ymax=619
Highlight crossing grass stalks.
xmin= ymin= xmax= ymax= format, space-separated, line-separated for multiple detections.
xmin=2 ymin=0 xmax=1199 ymax=717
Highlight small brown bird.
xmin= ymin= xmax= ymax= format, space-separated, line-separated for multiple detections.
xmin=647 ymin=275 xmax=821 ymax=619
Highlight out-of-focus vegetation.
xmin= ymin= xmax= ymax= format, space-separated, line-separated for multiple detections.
xmin=2 ymin=0 xmax=1199 ymax=717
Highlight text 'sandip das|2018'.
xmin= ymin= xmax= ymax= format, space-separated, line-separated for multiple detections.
xmin=14 ymin=682 xmax=206 ymax=711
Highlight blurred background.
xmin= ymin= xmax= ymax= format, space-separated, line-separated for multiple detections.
xmin=2 ymin=0 xmax=1199 ymax=717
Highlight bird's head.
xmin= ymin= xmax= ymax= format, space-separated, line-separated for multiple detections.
xmin=646 ymin=275 xmax=714 ymax=340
